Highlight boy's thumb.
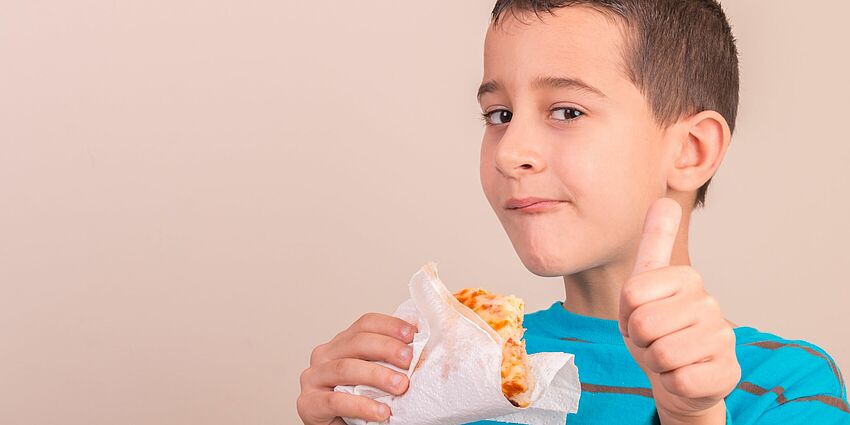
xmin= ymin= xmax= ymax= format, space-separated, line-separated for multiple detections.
xmin=631 ymin=197 xmax=682 ymax=276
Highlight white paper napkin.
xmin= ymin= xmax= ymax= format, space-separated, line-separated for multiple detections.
xmin=334 ymin=262 xmax=581 ymax=425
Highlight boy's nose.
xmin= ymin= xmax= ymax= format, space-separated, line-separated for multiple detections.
xmin=494 ymin=123 xmax=546 ymax=179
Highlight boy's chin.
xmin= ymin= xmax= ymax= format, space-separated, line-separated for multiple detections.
xmin=505 ymin=227 xmax=594 ymax=277
xmin=514 ymin=247 xmax=588 ymax=278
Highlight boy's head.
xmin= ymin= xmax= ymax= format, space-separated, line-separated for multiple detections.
xmin=478 ymin=0 xmax=739 ymax=277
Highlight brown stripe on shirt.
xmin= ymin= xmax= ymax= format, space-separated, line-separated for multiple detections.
xmin=791 ymin=395 xmax=850 ymax=413
xmin=745 ymin=341 xmax=845 ymax=389
xmin=736 ymin=381 xmax=787 ymax=403
xmin=581 ymin=382 xmax=653 ymax=398
xmin=559 ymin=337 xmax=590 ymax=343
xmin=736 ymin=381 xmax=850 ymax=413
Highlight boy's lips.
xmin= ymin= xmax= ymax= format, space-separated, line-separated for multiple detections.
xmin=505 ymin=197 xmax=567 ymax=212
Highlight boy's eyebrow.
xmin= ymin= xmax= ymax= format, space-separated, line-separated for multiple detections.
xmin=477 ymin=75 xmax=608 ymax=102
xmin=477 ymin=80 xmax=502 ymax=102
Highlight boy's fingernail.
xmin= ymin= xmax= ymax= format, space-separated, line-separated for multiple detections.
xmin=399 ymin=347 xmax=412 ymax=360
xmin=391 ymin=373 xmax=404 ymax=388
xmin=401 ymin=326 xmax=413 ymax=338
xmin=375 ymin=403 xmax=390 ymax=418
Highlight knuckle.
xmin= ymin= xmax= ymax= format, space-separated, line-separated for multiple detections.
xmin=351 ymin=396 xmax=370 ymax=418
xmin=347 ymin=332 xmax=367 ymax=354
xmin=333 ymin=358 xmax=353 ymax=379
xmin=299 ymin=367 xmax=313 ymax=389
xmin=629 ymin=310 xmax=653 ymax=339
xmin=323 ymin=392 xmax=341 ymax=414
xmin=648 ymin=344 xmax=672 ymax=372
xmin=622 ymin=279 xmax=643 ymax=307
xmin=354 ymin=312 xmax=377 ymax=329
xmin=295 ymin=393 xmax=307 ymax=417
xmin=310 ymin=343 xmax=328 ymax=365
xmin=701 ymin=295 xmax=720 ymax=313
xmin=369 ymin=363 xmax=389 ymax=385
xmin=297 ymin=392 xmax=324 ymax=423
xmin=706 ymin=295 xmax=720 ymax=309
xmin=665 ymin=369 xmax=694 ymax=396
xmin=720 ymin=327 xmax=736 ymax=345
xmin=728 ymin=363 xmax=743 ymax=390
xmin=353 ymin=333 xmax=392 ymax=361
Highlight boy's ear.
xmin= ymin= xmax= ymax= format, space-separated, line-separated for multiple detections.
xmin=666 ymin=110 xmax=732 ymax=195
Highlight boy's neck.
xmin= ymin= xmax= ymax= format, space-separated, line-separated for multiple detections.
xmin=561 ymin=205 xmax=693 ymax=320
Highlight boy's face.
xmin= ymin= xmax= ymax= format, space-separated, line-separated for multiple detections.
xmin=479 ymin=7 xmax=676 ymax=277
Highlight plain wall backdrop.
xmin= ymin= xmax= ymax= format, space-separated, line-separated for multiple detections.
xmin=1 ymin=1 xmax=848 ymax=424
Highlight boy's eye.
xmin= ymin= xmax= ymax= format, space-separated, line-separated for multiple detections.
xmin=481 ymin=107 xmax=583 ymax=126
xmin=550 ymin=107 xmax=583 ymax=121
xmin=484 ymin=109 xmax=513 ymax=125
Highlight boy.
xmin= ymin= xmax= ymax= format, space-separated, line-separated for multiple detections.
xmin=297 ymin=0 xmax=849 ymax=424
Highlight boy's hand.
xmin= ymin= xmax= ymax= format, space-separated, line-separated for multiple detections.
xmin=619 ymin=198 xmax=741 ymax=424
xmin=297 ymin=313 xmax=417 ymax=425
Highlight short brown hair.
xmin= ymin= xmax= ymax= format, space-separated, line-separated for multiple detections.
xmin=490 ymin=0 xmax=740 ymax=208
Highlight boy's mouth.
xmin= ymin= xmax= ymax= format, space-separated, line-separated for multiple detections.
xmin=505 ymin=197 xmax=567 ymax=212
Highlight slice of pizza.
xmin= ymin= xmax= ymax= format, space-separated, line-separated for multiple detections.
xmin=454 ymin=287 xmax=533 ymax=408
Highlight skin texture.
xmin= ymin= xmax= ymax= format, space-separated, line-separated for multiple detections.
xmin=298 ymin=5 xmax=737 ymax=425
xmin=478 ymin=6 xmax=737 ymax=425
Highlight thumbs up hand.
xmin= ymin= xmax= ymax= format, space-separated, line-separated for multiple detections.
xmin=619 ymin=198 xmax=741 ymax=424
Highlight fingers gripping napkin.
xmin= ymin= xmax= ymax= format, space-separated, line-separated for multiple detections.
xmin=334 ymin=262 xmax=581 ymax=425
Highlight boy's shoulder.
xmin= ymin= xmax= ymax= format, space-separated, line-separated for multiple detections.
xmin=732 ymin=325 xmax=848 ymax=408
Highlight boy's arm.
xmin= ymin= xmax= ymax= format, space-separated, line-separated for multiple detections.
xmin=619 ymin=198 xmax=740 ymax=425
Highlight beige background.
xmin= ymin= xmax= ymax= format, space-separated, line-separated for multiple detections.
xmin=1 ymin=1 xmax=847 ymax=424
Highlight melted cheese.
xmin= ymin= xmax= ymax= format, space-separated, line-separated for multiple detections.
xmin=454 ymin=287 xmax=531 ymax=407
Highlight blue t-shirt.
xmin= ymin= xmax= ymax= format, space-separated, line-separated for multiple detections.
xmin=466 ymin=302 xmax=849 ymax=424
